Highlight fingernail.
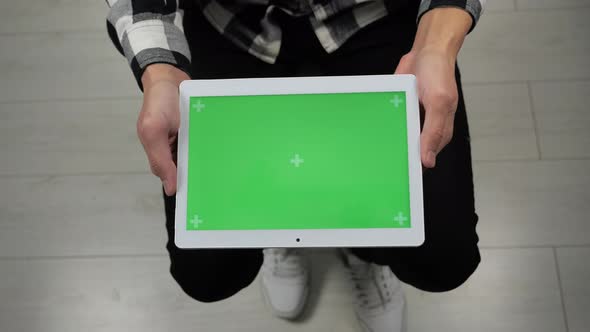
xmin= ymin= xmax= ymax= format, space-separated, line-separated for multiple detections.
xmin=162 ymin=180 xmax=169 ymax=193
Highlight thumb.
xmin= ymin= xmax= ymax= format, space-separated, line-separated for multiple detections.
xmin=420 ymin=102 xmax=447 ymax=169
xmin=139 ymin=120 xmax=178 ymax=195
xmin=147 ymin=138 xmax=177 ymax=196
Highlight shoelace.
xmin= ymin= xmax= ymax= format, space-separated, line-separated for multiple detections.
xmin=349 ymin=262 xmax=397 ymax=312
xmin=263 ymin=248 xmax=305 ymax=278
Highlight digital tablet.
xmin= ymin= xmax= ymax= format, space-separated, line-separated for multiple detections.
xmin=175 ymin=75 xmax=424 ymax=248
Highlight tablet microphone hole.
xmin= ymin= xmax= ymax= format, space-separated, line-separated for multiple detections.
xmin=296 ymin=238 xmax=300 ymax=242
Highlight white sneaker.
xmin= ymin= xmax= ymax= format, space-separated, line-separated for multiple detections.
xmin=343 ymin=250 xmax=407 ymax=332
xmin=260 ymin=248 xmax=310 ymax=320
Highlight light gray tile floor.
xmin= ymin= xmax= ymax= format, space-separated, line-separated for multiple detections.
xmin=0 ymin=1 xmax=588 ymax=332
xmin=556 ymin=247 xmax=590 ymax=332
xmin=531 ymin=80 xmax=590 ymax=159
xmin=459 ymin=8 xmax=590 ymax=83
xmin=406 ymin=248 xmax=566 ymax=332
xmin=0 ymin=0 xmax=105 ymax=33
xmin=516 ymin=0 xmax=590 ymax=10
xmin=463 ymin=83 xmax=538 ymax=161
xmin=474 ymin=160 xmax=590 ymax=247
xmin=0 ymin=33 xmax=137 ymax=102
xmin=0 ymin=99 xmax=146 ymax=176
xmin=485 ymin=0 xmax=516 ymax=12
xmin=0 ymin=174 xmax=165 ymax=257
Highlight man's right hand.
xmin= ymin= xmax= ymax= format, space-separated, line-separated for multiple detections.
xmin=138 ymin=64 xmax=190 ymax=196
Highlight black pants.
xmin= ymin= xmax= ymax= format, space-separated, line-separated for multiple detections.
xmin=163 ymin=3 xmax=481 ymax=303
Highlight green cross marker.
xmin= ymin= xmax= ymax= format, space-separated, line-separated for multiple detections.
xmin=192 ymin=99 xmax=205 ymax=112
xmin=393 ymin=211 xmax=408 ymax=226
xmin=390 ymin=95 xmax=404 ymax=108
xmin=189 ymin=214 xmax=204 ymax=228
xmin=186 ymin=92 xmax=411 ymax=230
xmin=290 ymin=154 xmax=304 ymax=167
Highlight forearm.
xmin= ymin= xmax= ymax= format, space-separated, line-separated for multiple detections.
xmin=142 ymin=64 xmax=190 ymax=90
xmin=412 ymin=7 xmax=472 ymax=60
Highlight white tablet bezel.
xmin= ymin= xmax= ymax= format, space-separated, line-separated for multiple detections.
xmin=175 ymin=75 xmax=424 ymax=248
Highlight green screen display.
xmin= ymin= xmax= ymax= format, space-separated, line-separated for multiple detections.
xmin=186 ymin=92 xmax=411 ymax=230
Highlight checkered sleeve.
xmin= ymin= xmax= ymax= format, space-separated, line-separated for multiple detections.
xmin=106 ymin=0 xmax=191 ymax=90
xmin=417 ymin=0 xmax=486 ymax=32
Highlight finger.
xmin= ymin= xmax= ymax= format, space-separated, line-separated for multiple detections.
xmin=421 ymin=82 xmax=458 ymax=166
xmin=138 ymin=117 xmax=178 ymax=195
xmin=420 ymin=105 xmax=447 ymax=168
xmin=438 ymin=115 xmax=455 ymax=152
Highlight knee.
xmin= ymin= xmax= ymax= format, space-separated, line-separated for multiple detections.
xmin=169 ymin=262 xmax=257 ymax=303
xmin=411 ymin=248 xmax=481 ymax=293
xmin=167 ymin=249 xmax=262 ymax=303
xmin=170 ymin=267 xmax=226 ymax=303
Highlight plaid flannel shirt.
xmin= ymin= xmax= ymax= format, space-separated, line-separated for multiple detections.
xmin=106 ymin=0 xmax=486 ymax=88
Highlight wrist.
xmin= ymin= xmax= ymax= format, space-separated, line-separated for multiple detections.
xmin=412 ymin=7 xmax=472 ymax=59
xmin=141 ymin=63 xmax=190 ymax=90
